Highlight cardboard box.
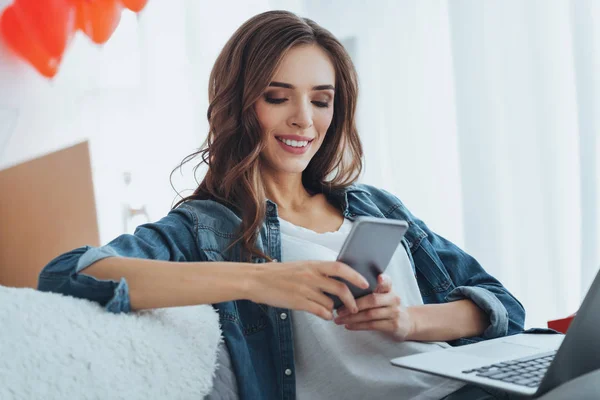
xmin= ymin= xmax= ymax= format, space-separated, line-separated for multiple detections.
xmin=0 ymin=141 xmax=99 ymax=288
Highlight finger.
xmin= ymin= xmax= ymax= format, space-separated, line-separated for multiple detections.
xmin=321 ymin=261 xmax=369 ymax=290
xmin=335 ymin=305 xmax=394 ymax=325
xmin=375 ymin=274 xmax=392 ymax=294
xmin=337 ymin=277 xmax=395 ymax=316
xmin=297 ymin=296 xmax=334 ymax=321
xmin=355 ymin=291 xmax=396 ymax=312
xmin=345 ymin=319 xmax=398 ymax=333
xmin=338 ymin=291 xmax=399 ymax=317
xmin=319 ymin=277 xmax=359 ymax=314
xmin=305 ymin=288 xmax=335 ymax=312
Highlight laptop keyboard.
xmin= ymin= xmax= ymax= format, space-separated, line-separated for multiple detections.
xmin=461 ymin=350 xmax=556 ymax=388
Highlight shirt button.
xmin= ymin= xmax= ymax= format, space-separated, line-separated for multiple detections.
xmin=280 ymin=312 xmax=287 ymax=320
xmin=285 ymin=368 xmax=292 ymax=376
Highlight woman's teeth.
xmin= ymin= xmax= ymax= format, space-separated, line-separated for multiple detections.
xmin=277 ymin=137 xmax=310 ymax=148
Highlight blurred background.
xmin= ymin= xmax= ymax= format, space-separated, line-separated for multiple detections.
xmin=0 ymin=0 xmax=598 ymax=329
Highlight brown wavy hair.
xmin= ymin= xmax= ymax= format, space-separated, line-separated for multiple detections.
xmin=172 ymin=10 xmax=363 ymax=261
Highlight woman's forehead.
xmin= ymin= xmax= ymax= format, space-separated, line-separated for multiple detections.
xmin=271 ymin=45 xmax=336 ymax=89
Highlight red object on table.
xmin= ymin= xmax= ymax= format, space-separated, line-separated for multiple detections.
xmin=547 ymin=313 xmax=576 ymax=334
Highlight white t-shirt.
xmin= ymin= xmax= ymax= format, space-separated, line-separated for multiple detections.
xmin=279 ymin=217 xmax=465 ymax=400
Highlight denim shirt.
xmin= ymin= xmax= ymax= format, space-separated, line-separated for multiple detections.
xmin=38 ymin=184 xmax=525 ymax=400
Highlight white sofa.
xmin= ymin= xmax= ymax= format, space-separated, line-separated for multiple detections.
xmin=0 ymin=285 xmax=226 ymax=400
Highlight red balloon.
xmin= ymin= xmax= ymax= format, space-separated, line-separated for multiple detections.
xmin=0 ymin=0 xmax=147 ymax=78
xmin=15 ymin=0 xmax=76 ymax=58
xmin=120 ymin=0 xmax=148 ymax=13
xmin=0 ymin=0 xmax=76 ymax=78
xmin=74 ymin=0 xmax=123 ymax=44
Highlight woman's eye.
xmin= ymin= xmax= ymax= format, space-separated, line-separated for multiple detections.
xmin=265 ymin=97 xmax=287 ymax=104
xmin=264 ymin=96 xmax=329 ymax=108
xmin=312 ymin=101 xmax=329 ymax=108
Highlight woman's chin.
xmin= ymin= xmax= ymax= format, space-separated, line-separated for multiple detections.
xmin=270 ymin=160 xmax=311 ymax=175
xmin=260 ymin=151 xmax=314 ymax=175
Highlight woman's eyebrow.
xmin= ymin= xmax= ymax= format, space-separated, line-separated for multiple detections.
xmin=269 ymin=81 xmax=335 ymax=91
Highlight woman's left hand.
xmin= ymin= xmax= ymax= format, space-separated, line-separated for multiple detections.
xmin=334 ymin=274 xmax=415 ymax=342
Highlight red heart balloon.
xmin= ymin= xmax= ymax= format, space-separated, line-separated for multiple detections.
xmin=120 ymin=0 xmax=148 ymax=13
xmin=14 ymin=0 xmax=76 ymax=58
xmin=0 ymin=0 xmax=147 ymax=78
xmin=74 ymin=0 xmax=123 ymax=44
xmin=0 ymin=0 xmax=76 ymax=78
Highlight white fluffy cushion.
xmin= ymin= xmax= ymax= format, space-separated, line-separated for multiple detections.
xmin=0 ymin=285 xmax=222 ymax=400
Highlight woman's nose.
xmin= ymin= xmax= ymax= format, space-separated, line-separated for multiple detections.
xmin=288 ymin=100 xmax=313 ymax=129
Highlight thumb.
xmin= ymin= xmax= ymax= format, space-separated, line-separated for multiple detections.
xmin=375 ymin=274 xmax=392 ymax=293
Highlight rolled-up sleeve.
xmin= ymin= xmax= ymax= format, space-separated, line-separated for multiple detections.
xmin=446 ymin=285 xmax=509 ymax=340
xmin=38 ymin=205 xmax=203 ymax=313
xmin=416 ymin=219 xmax=526 ymax=344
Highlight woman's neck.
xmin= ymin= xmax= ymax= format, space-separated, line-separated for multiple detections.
xmin=262 ymin=170 xmax=313 ymax=213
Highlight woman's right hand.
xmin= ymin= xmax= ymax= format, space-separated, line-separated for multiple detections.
xmin=245 ymin=260 xmax=370 ymax=321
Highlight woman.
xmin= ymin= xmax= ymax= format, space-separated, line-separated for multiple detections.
xmin=39 ymin=10 xmax=525 ymax=400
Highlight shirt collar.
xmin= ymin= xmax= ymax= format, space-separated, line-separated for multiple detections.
xmin=264 ymin=184 xmax=369 ymax=218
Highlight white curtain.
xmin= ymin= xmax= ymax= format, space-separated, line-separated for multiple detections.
xmin=300 ymin=0 xmax=600 ymax=328
xmin=448 ymin=0 xmax=600 ymax=328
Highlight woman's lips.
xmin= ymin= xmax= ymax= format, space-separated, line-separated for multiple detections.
xmin=276 ymin=136 xmax=313 ymax=154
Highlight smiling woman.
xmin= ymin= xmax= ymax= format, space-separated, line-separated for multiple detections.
xmin=37 ymin=10 xmax=525 ymax=400
xmin=172 ymin=12 xmax=364 ymax=260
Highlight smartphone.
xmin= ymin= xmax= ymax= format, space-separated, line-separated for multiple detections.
xmin=328 ymin=216 xmax=409 ymax=309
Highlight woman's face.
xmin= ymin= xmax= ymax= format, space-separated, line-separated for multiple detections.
xmin=255 ymin=44 xmax=336 ymax=175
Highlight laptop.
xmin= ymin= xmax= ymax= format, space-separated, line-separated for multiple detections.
xmin=390 ymin=268 xmax=600 ymax=397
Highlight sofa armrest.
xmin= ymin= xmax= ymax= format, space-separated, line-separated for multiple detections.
xmin=0 ymin=285 xmax=222 ymax=400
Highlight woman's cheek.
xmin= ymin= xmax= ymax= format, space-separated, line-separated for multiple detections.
xmin=315 ymin=111 xmax=334 ymax=136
